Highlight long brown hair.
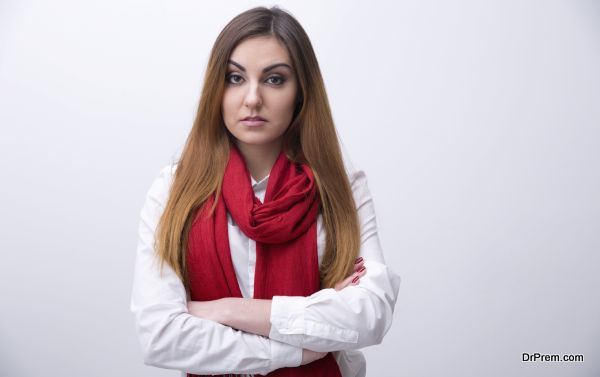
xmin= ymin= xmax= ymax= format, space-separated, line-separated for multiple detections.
xmin=155 ymin=6 xmax=360 ymax=292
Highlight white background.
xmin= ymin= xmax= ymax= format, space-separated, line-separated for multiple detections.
xmin=1 ymin=0 xmax=599 ymax=376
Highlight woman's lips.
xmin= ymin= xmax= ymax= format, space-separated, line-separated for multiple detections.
xmin=240 ymin=119 xmax=267 ymax=127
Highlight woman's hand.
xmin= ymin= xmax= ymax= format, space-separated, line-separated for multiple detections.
xmin=334 ymin=257 xmax=367 ymax=291
xmin=301 ymin=349 xmax=327 ymax=365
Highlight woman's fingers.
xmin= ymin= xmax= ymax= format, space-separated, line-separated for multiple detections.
xmin=353 ymin=257 xmax=365 ymax=272
xmin=353 ymin=264 xmax=367 ymax=280
xmin=334 ymin=274 xmax=356 ymax=291
xmin=334 ymin=260 xmax=367 ymax=291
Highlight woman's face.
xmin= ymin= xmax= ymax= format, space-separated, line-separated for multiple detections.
xmin=222 ymin=35 xmax=298 ymax=149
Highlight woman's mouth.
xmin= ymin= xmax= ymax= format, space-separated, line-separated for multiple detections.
xmin=241 ymin=116 xmax=267 ymax=127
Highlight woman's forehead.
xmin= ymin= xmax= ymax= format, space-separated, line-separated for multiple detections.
xmin=229 ymin=36 xmax=291 ymax=69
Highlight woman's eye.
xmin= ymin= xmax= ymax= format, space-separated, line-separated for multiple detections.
xmin=266 ymin=76 xmax=285 ymax=85
xmin=226 ymin=73 xmax=243 ymax=85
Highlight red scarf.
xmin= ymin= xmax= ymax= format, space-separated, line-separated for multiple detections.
xmin=186 ymin=142 xmax=342 ymax=377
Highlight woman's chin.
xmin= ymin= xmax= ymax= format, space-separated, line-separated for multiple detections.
xmin=233 ymin=135 xmax=283 ymax=148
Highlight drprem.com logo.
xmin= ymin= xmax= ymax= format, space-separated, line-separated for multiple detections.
xmin=522 ymin=353 xmax=584 ymax=362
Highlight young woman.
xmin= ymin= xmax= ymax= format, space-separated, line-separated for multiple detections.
xmin=130 ymin=6 xmax=401 ymax=377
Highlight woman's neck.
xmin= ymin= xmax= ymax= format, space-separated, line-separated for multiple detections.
xmin=235 ymin=139 xmax=283 ymax=182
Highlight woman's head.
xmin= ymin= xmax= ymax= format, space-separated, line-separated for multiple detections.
xmin=194 ymin=5 xmax=332 ymax=161
xmin=157 ymin=6 xmax=361 ymax=291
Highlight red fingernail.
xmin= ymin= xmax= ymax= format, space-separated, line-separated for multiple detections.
xmin=355 ymin=257 xmax=363 ymax=264
xmin=358 ymin=266 xmax=366 ymax=273
xmin=352 ymin=276 xmax=360 ymax=283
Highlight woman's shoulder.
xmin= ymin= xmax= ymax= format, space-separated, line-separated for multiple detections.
xmin=338 ymin=144 xmax=374 ymax=213
xmin=144 ymin=161 xmax=178 ymax=208
xmin=156 ymin=161 xmax=178 ymax=187
xmin=160 ymin=160 xmax=180 ymax=181
xmin=340 ymin=143 xmax=367 ymax=188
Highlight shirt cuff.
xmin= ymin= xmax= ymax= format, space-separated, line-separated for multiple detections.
xmin=269 ymin=338 xmax=302 ymax=371
xmin=269 ymin=295 xmax=307 ymax=347
xmin=270 ymin=291 xmax=362 ymax=350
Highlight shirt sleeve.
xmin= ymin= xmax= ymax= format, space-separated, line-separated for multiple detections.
xmin=130 ymin=164 xmax=303 ymax=375
xmin=268 ymin=166 xmax=402 ymax=352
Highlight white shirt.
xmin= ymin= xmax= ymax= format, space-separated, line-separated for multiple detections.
xmin=130 ymin=152 xmax=401 ymax=376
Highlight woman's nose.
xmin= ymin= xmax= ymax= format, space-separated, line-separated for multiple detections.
xmin=243 ymin=82 xmax=263 ymax=108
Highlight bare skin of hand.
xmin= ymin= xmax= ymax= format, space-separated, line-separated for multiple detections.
xmin=301 ymin=348 xmax=328 ymax=365
xmin=334 ymin=256 xmax=367 ymax=291
xmin=301 ymin=256 xmax=367 ymax=365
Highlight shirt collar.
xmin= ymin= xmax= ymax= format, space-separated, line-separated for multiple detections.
xmin=251 ymin=173 xmax=270 ymax=191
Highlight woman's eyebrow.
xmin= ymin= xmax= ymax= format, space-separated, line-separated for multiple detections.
xmin=227 ymin=59 xmax=292 ymax=73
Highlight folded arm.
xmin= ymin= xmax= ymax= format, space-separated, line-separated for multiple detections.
xmin=268 ymin=260 xmax=401 ymax=352
xmin=188 ymin=257 xmax=369 ymax=338
xmin=189 ymin=169 xmax=402 ymax=352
